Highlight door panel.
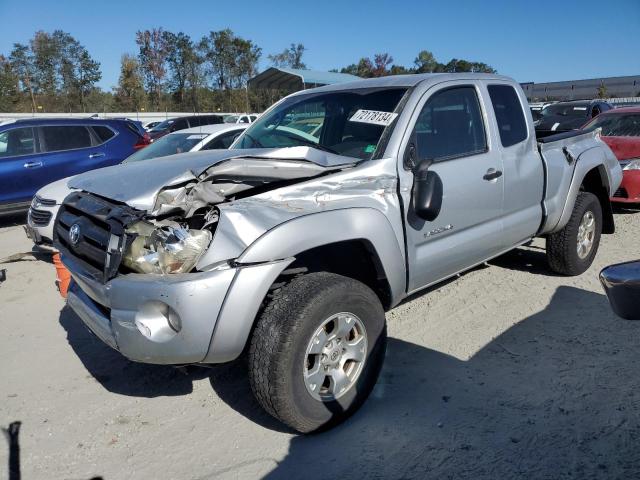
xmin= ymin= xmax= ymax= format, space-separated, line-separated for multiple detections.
xmin=485 ymin=82 xmax=544 ymax=248
xmin=36 ymin=125 xmax=110 ymax=193
xmin=399 ymin=84 xmax=505 ymax=292
xmin=0 ymin=127 xmax=42 ymax=205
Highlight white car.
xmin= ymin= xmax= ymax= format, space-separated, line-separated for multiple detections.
xmin=26 ymin=123 xmax=247 ymax=245
xmin=223 ymin=113 xmax=258 ymax=124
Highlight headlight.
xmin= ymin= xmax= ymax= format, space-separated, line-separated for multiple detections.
xmin=122 ymin=222 xmax=212 ymax=274
xmin=622 ymin=159 xmax=640 ymax=171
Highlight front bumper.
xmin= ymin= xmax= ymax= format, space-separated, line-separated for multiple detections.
xmin=64 ymin=253 xmax=236 ymax=364
xmin=63 ymin=253 xmax=293 ymax=365
xmin=611 ymin=170 xmax=640 ymax=203
xmin=26 ymin=205 xmax=58 ymax=244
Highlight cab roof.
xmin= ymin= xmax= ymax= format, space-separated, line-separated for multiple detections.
xmin=290 ymin=73 xmax=516 ymax=96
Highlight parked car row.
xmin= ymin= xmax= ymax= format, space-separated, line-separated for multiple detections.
xmin=25 ymin=123 xmax=247 ymax=244
xmin=0 ymin=118 xmax=150 ymax=215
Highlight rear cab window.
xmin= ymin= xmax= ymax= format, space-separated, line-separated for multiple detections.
xmin=487 ymin=85 xmax=528 ymax=147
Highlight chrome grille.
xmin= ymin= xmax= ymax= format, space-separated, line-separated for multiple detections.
xmin=54 ymin=192 xmax=140 ymax=282
xmin=29 ymin=208 xmax=52 ymax=226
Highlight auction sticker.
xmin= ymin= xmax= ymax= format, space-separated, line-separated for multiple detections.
xmin=349 ymin=109 xmax=398 ymax=126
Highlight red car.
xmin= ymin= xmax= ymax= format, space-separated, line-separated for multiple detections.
xmin=582 ymin=107 xmax=640 ymax=203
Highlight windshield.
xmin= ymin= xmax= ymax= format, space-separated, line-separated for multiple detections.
xmin=541 ymin=104 xmax=590 ymax=118
xmin=122 ymin=132 xmax=207 ymax=163
xmin=233 ymin=88 xmax=408 ymax=160
xmin=582 ymin=113 xmax=640 ymax=136
xmin=148 ymin=119 xmax=175 ymax=132
xmin=224 ymin=115 xmax=239 ymax=124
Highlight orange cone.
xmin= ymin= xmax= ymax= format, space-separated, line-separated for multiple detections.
xmin=52 ymin=253 xmax=71 ymax=298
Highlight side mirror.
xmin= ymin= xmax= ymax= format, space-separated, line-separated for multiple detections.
xmin=412 ymin=158 xmax=443 ymax=222
xmin=599 ymin=260 xmax=640 ymax=320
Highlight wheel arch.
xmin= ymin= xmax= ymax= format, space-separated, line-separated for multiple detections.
xmin=553 ymin=149 xmax=615 ymax=235
xmin=237 ymin=208 xmax=407 ymax=307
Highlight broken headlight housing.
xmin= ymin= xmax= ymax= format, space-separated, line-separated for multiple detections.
xmin=122 ymin=222 xmax=212 ymax=274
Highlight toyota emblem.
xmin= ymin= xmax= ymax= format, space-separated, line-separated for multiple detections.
xmin=69 ymin=223 xmax=81 ymax=245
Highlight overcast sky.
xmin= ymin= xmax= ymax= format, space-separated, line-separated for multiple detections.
xmin=1 ymin=0 xmax=639 ymax=90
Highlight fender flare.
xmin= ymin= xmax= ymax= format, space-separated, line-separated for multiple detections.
xmin=550 ymin=148 xmax=614 ymax=234
xmin=237 ymin=207 xmax=407 ymax=304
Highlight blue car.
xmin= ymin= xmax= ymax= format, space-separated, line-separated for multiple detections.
xmin=0 ymin=117 xmax=149 ymax=215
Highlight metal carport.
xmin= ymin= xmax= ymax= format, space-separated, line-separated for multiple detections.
xmin=248 ymin=67 xmax=360 ymax=91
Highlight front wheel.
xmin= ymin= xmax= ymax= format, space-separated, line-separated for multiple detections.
xmin=547 ymin=191 xmax=603 ymax=276
xmin=248 ymin=272 xmax=387 ymax=433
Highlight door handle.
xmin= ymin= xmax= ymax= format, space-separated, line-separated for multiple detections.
xmin=89 ymin=153 xmax=105 ymax=159
xmin=23 ymin=161 xmax=43 ymax=169
xmin=483 ymin=168 xmax=503 ymax=181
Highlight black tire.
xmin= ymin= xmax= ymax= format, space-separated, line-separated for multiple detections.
xmin=547 ymin=191 xmax=602 ymax=276
xmin=248 ymin=272 xmax=387 ymax=433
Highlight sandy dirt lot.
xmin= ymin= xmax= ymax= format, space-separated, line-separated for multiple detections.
xmin=1 ymin=208 xmax=639 ymax=480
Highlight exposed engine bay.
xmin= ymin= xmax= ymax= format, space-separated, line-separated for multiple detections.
xmin=63 ymin=148 xmax=356 ymax=278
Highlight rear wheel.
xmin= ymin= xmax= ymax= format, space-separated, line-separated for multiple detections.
xmin=248 ymin=272 xmax=387 ymax=433
xmin=547 ymin=191 xmax=602 ymax=276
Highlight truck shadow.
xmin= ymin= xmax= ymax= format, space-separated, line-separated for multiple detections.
xmin=58 ymin=306 xmax=211 ymax=397
xmin=0 ymin=212 xmax=27 ymax=228
xmin=247 ymin=286 xmax=640 ymax=479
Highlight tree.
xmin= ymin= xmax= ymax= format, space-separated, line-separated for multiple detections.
xmin=0 ymin=55 xmax=20 ymax=111
xmin=268 ymin=43 xmax=306 ymax=69
xmin=414 ymin=50 xmax=438 ymax=73
xmin=596 ymin=82 xmax=608 ymax=99
xmin=113 ymin=54 xmax=146 ymax=111
xmin=163 ymin=31 xmax=202 ymax=109
xmin=372 ymin=53 xmax=393 ymax=77
xmin=8 ymin=43 xmax=37 ymax=111
xmin=442 ymin=58 xmax=496 ymax=73
xmin=340 ymin=58 xmax=374 ymax=78
xmin=30 ymin=31 xmax=58 ymax=98
xmin=136 ymin=28 xmax=168 ymax=109
xmin=54 ymin=31 xmax=101 ymax=111
xmin=199 ymin=29 xmax=261 ymax=90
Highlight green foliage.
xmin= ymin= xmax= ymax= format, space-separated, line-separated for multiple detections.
xmin=596 ymin=83 xmax=608 ymax=99
xmin=268 ymin=43 xmax=306 ymax=69
xmin=0 ymin=31 xmax=498 ymax=113
xmin=113 ymin=54 xmax=146 ymax=111
xmin=338 ymin=50 xmax=496 ymax=78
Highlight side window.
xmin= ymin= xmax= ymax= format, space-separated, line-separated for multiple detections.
xmin=202 ymin=130 xmax=242 ymax=150
xmin=41 ymin=126 xmax=92 ymax=152
xmin=0 ymin=127 xmax=36 ymax=157
xmin=92 ymin=126 xmax=116 ymax=143
xmin=487 ymin=85 xmax=528 ymax=147
xmin=414 ymin=86 xmax=487 ymax=161
xmin=189 ymin=117 xmax=202 ymax=127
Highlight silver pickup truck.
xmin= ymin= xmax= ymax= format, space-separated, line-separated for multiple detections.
xmin=55 ymin=74 xmax=622 ymax=433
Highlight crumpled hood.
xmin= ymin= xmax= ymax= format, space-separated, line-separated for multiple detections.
xmin=69 ymin=147 xmax=355 ymax=212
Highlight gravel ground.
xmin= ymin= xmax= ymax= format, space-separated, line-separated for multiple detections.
xmin=1 ymin=208 xmax=639 ymax=480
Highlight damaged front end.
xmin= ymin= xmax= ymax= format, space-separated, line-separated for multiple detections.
xmin=59 ymin=148 xmax=355 ymax=280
